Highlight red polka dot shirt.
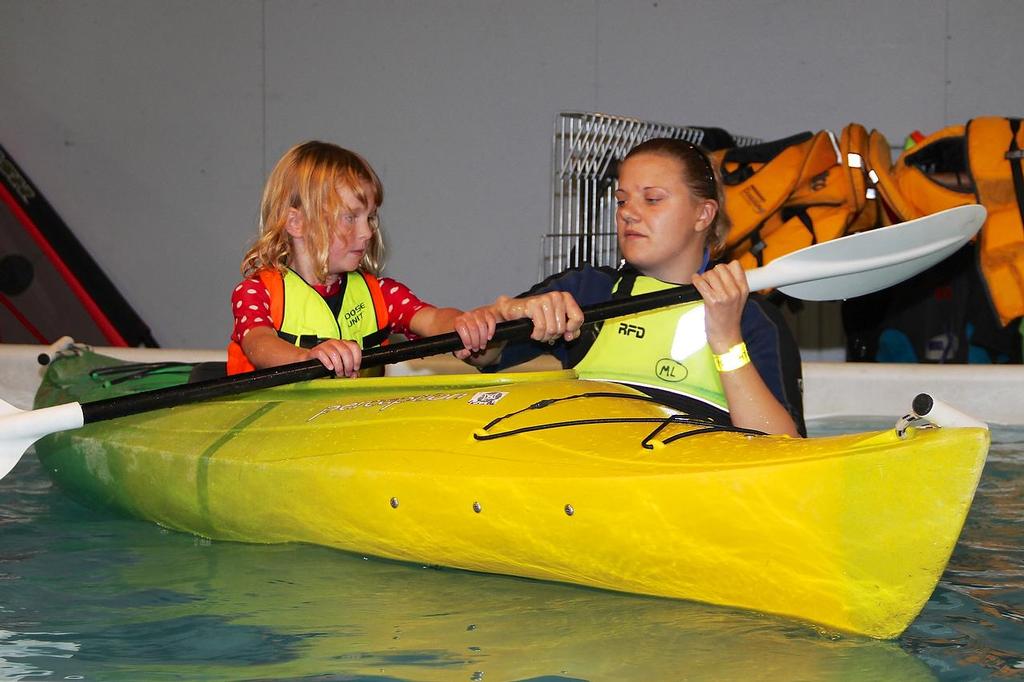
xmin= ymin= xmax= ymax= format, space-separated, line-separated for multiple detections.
xmin=231 ymin=275 xmax=431 ymax=344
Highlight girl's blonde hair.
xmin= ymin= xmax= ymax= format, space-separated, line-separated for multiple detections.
xmin=623 ymin=138 xmax=732 ymax=256
xmin=241 ymin=141 xmax=385 ymax=280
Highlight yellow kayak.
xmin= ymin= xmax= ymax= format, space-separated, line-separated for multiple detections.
xmin=33 ymin=349 xmax=990 ymax=638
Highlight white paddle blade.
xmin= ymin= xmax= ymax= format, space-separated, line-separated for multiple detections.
xmin=746 ymin=205 xmax=987 ymax=300
xmin=0 ymin=397 xmax=84 ymax=479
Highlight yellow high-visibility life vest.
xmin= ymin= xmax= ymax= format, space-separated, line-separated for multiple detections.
xmin=226 ymin=268 xmax=390 ymax=375
xmin=574 ymin=275 xmax=728 ymax=412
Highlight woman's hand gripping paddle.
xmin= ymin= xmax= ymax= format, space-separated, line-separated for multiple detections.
xmin=0 ymin=204 xmax=987 ymax=479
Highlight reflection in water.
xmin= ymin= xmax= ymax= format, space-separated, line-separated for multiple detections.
xmin=901 ymin=427 xmax=1024 ymax=679
xmin=130 ymin=543 xmax=944 ymax=680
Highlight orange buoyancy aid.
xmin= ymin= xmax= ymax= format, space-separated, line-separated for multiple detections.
xmin=713 ymin=130 xmax=841 ymax=252
xmin=968 ymin=117 xmax=1024 ymax=326
xmin=866 ymin=128 xmax=912 ymax=224
xmin=841 ymin=122 xmax=884 ymax=235
xmin=226 ymin=268 xmax=391 ymax=375
xmin=724 ymin=125 xmax=881 ymax=273
xmin=869 ymin=124 xmax=977 ymax=224
xmin=864 ymin=118 xmax=1022 ymax=325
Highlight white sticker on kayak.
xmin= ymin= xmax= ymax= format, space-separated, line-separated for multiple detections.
xmin=468 ymin=391 xmax=508 ymax=406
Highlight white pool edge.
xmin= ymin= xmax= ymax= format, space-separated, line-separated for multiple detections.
xmin=801 ymin=361 xmax=1021 ymax=425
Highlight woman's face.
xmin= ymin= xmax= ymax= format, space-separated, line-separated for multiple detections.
xmin=614 ymin=152 xmax=716 ymax=283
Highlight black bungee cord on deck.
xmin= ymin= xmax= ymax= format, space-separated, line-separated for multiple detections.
xmin=89 ymin=362 xmax=194 ymax=385
xmin=473 ymin=392 xmax=764 ymax=447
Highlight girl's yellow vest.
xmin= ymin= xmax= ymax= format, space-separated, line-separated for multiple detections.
xmin=226 ymin=268 xmax=390 ymax=375
xmin=574 ymin=275 xmax=728 ymax=411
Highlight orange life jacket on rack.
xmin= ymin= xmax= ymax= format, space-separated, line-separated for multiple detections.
xmin=723 ymin=125 xmax=882 ymax=273
xmin=867 ymin=124 xmax=976 ymax=224
xmin=712 ymin=130 xmax=840 ymax=254
xmin=864 ymin=118 xmax=1023 ymax=325
xmin=968 ymin=117 xmax=1024 ymax=326
xmin=840 ymin=122 xmax=885 ymax=235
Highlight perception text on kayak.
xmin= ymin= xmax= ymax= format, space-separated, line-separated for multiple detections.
xmin=308 ymin=392 xmax=470 ymax=419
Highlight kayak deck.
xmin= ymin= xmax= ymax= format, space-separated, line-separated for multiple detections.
xmin=34 ymin=349 xmax=990 ymax=638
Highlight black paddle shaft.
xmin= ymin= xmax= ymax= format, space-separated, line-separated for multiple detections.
xmin=80 ymin=283 xmax=702 ymax=425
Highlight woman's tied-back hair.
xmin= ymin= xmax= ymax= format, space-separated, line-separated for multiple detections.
xmin=623 ymin=137 xmax=732 ymax=256
xmin=241 ymin=141 xmax=385 ymax=280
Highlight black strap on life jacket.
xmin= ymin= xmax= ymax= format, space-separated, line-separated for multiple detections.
xmin=276 ymin=327 xmax=390 ymax=350
xmin=1008 ymin=118 xmax=1024 ymax=227
xmin=719 ymin=132 xmax=813 ymax=185
xmin=564 ymin=265 xmax=641 ymax=367
xmin=782 ymin=206 xmax=818 ymax=245
xmin=360 ymin=327 xmax=390 ymax=348
xmin=748 ymin=229 xmax=767 ymax=267
xmin=743 ymin=206 xmax=818 ymax=269
xmin=276 ymin=331 xmax=321 ymax=349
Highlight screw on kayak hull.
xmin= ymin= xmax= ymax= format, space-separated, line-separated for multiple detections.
xmin=473 ymin=501 xmax=482 ymax=513
xmin=564 ymin=504 xmax=574 ymax=516
xmin=389 ymin=497 xmax=399 ymax=509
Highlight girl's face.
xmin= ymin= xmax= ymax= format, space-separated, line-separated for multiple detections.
xmin=614 ymin=152 xmax=716 ymax=283
xmin=326 ymin=180 xmax=377 ymax=276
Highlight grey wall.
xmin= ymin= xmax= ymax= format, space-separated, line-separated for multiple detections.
xmin=3 ymin=0 xmax=1023 ymax=349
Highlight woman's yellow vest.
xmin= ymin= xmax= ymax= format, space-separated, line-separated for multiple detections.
xmin=226 ymin=268 xmax=390 ymax=375
xmin=574 ymin=275 xmax=728 ymax=411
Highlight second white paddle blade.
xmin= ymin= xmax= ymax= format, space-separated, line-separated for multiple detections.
xmin=747 ymin=205 xmax=987 ymax=300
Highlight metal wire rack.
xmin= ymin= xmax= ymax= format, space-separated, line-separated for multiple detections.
xmin=543 ymin=111 xmax=761 ymax=279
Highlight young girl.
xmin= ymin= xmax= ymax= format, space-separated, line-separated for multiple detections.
xmin=464 ymin=138 xmax=804 ymax=437
xmin=227 ymin=141 xmax=493 ymax=377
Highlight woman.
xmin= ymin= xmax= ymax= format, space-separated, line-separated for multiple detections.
xmin=462 ymin=137 xmax=804 ymax=436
